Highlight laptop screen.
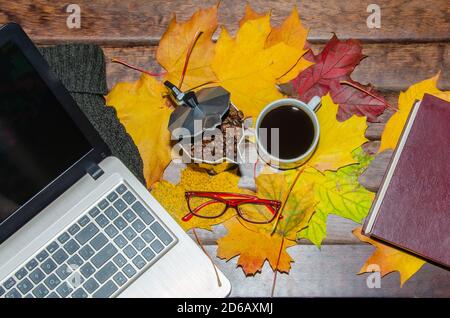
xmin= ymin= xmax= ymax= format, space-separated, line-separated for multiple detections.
xmin=0 ymin=41 xmax=92 ymax=224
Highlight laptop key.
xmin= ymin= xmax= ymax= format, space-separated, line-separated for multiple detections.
xmin=78 ymin=215 xmax=90 ymax=227
xmin=58 ymin=232 xmax=70 ymax=244
xmin=131 ymin=219 xmax=146 ymax=233
xmin=5 ymin=288 xmax=21 ymax=298
xmin=55 ymin=264 xmax=71 ymax=280
xmin=132 ymin=202 xmax=155 ymax=225
xmin=123 ymin=227 xmax=137 ymax=241
xmin=56 ymin=282 xmax=73 ymax=298
xmin=113 ymin=235 xmax=127 ymax=249
xmin=132 ymin=255 xmax=146 ymax=269
xmin=15 ymin=267 xmax=28 ymax=280
xmin=80 ymin=263 xmax=96 ymax=278
xmin=32 ymin=284 xmax=49 ymax=298
xmin=142 ymin=248 xmax=156 ymax=262
xmin=53 ymin=249 xmax=69 ymax=265
xmin=132 ymin=237 xmax=146 ymax=251
xmin=113 ymin=272 xmax=127 ymax=287
xmin=68 ymin=224 xmax=81 ymax=235
xmin=123 ymin=265 xmax=137 ymax=278
xmin=79 ymin=245 xmax=95 ymax=260
xmin=3 ymin=277 xmax=16 ymax=290
xmin=150 ymin=240 xmax=164 ymax=254
xmin=67 ymin=255 xmax=84 ymax=267
xmin=98 ymin=199 xmax=109 ymax=210
xmin=47 ymin=292 xmax=59 ymax=298
xmin=116 ymin=184 xmax=127 ymax=195
xmin=107 ymin=191 xmax=119 ymax=202
xmin=89 ymin=207 xmax=100 ymax=218
xmin=44 ymin=274 xmax=60 ymax=290
xmin=83 ymin=278 xmax=99 ymax=294
xmin=46 ymin=242 xmax=59 ymax=253
xmin=93 ymin=280 xmax=118 ymax=298
xmin=41 ymin=258 xmax=57 ymax=274
xmin=113 ymin=199 xmax=127 ymax=213
xmin=95 ymin=214 xmax=109 ymax=228
xmin=36 ymin=250 xmax=49 ymax=262
xmin=105 ymin=224 xmax=119 ymax=238
xmin=150 ymin=222 xmax=174 ymax=245
xmin=114 ymin=217 xmax=127 ymax=230
xmin=91 ymin=233 xmax=108 ymax=251
xmin=64 ymin=239 xmax=80 ymax=254
xmin=113 ymin=254 xmax=127 ymax=268
xmin=91 ymin=243 xmax=118 ymax=268
xmin=105 ymin=206 xmax=118 ymax=220
xmin=123 ymin=245 xmax=137 ymax=259
xmin=75 ymin=223 xmax=99 ymax=245
xmin=29 ymin=268 xmax=45 ymax=284
xmin=72 ymin=288 xmax=88 ymax=298
xmin=17 ymin=278 xmax=33 ymax=294
xmin=95 ymin=261 xmax=118 ymax=284
xmin=26 ymin=259 xmax=38 ymax=271
xmin=141 ymin=229 xmax=155 ymax=243
xmin=122 ymin=210 xmax=136 ymax=223
xmin=0 ymin=286 xmax=5 ymax=297
xmin=122 ymin=191 xmax=136 ymax=205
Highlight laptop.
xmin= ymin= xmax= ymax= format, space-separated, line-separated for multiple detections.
xmin=0 ymin=23 xmax=231 ymax=298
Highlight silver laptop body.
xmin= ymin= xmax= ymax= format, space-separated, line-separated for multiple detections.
xmin=0 ymin=23 xmax=231 ymax=298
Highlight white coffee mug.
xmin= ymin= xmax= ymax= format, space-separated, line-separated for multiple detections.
xmin=255 ymin=96 xmax=321 ymax=170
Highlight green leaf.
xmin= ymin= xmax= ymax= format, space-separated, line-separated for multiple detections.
xmin=297 ymin=148 xmax=375 ymax=247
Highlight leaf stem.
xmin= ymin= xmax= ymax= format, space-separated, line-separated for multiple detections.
xmin=270 ymin=167 xmax=305 ymax=235
xmin=179 ymin=30 xmax=204 ymax=89
xmin=111 ymin=58 xmax=167 ymax=77
xmin=339 ymin=80 xmax=397 ymax=111
xmin=192 ymin=228 xmax=222 ymax=287
xmin=271 ymin=237 xmax=285 ymax=297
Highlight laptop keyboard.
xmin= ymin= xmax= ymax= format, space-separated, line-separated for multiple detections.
xmin=0 ymin=183 xmax=177 ymax=298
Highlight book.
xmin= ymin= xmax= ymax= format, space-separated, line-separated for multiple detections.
xmin=363 ymin=93 xmax=450 ymax=268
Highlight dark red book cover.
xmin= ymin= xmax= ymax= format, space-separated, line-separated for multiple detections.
xmin=363 ymin=94 xmax=450 ymax=268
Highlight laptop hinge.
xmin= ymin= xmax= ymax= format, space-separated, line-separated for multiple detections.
xmin=86 ymin=163 xmax=105 ymax=180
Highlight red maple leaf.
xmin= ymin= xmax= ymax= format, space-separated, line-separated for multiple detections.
xmin=291 ymin=34 xmax=388 ymax=122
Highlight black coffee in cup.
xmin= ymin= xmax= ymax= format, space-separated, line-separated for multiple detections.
xmin=259 ymin=105 xmax=315 ymax=160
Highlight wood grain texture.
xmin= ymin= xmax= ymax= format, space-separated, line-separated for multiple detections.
xmin=205 ymin=245 xmax=450 ymax=297
xmin=102 ymin=44 xmax=450 ymax=91
xmin=1 ymin=0 xmax=449 ymax=45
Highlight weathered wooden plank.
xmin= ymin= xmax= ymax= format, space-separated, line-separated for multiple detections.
xmin=204 ymin=245 xmax=450 ymax=297
xmin=188 ymin=215 xmax=362 ymax=245
xmin=1 ymin=0 xmax=449 ymax=45
xmin=359 ymin=150 xmax=393 ymax=192
xmin=102 ymin=44 xmax=450 ymax=92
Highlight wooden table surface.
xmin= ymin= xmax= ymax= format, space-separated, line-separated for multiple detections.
xmin=1 ymin=0 xmax=449 ymax=297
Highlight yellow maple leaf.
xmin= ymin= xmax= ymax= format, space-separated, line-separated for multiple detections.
xmin=105 ymin=75 xmax=172 ymax=188
xmin=156 ymin=4 xmax=218 ymax=91
xmin=265 ymin=7 xmax=312 ymax=83
xmin=307 ymin=94 xmax=368 ymax=171
xmin=379 ymin=74 xmax=450 ymax=152
xmin=353 ymin=227 xmax=426 ymax=287
xmin=217 ymin=171 xmax=315 ymax=275
xmin=151 ymin=166 xmax=244 ymax=231
xmin=238 ymin=5 xmax=313 ymax=84
xmin=211 ymin=13 xmax=306 ymax=120
xmin=217 ymin=218 xmax=298 ymax=275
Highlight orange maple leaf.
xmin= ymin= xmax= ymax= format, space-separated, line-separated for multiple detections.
xmin=353 ymin=227 xmax=426 ymax=287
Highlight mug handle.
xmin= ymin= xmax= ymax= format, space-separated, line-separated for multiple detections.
xmin=307 ymin=96 xmax=321 ymax=112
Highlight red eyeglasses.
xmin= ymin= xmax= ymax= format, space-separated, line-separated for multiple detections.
xmin=183 ymin=191 xmax=282 ymax=224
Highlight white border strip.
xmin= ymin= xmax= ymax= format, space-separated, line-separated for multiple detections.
xmin=365 ymin=100 xmax=422 ymax=233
